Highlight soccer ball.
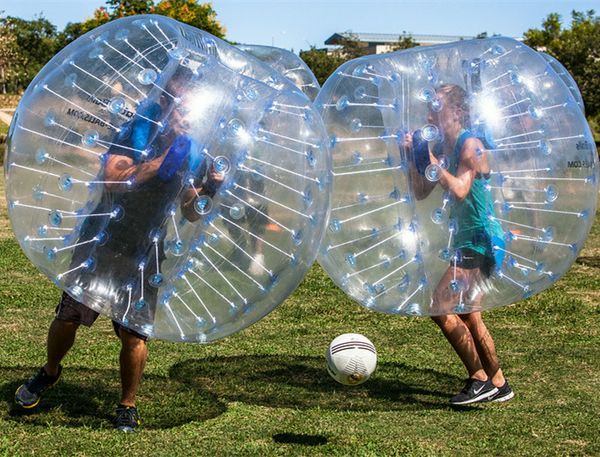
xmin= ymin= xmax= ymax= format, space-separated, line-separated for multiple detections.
xmin=326 ymin=333 xmax=377 ymax=385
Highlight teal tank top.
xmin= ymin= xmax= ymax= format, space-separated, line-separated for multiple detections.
xmin=448 ymin=130 xmax=503 ymax=257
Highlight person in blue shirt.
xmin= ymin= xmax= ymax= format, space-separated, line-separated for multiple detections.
xmin=15 ymin=68 xmax=224 ymax=431
xmin=407 ymin=84 xmax=513 ymax=405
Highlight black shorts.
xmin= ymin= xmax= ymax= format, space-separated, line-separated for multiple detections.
xmin=55 ymin=292 xmax=148 ymax=341
xmin=454 ymin=248 xmax=495 ymax=278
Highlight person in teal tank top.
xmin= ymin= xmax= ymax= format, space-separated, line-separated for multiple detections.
xmin=407 ymin=84 xmax=514 ymax=405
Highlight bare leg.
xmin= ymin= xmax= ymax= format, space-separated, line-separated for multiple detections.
xmin=431 ymin=266 xmax=487 ymax=381
xmin=118 ymin=329 xmax=148 ymax=407
xmin=431 ymin=314 xmax=487 ymax=380
xmin=460 ymin=312 xmax=505 ymax=387
xmin=44 ymin=319 xmax=80 ymax=376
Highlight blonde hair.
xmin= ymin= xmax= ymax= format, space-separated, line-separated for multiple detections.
xmin=436 ymin=84 xmax=470 ymax=127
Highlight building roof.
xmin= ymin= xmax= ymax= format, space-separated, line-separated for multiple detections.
xmin=325 ymin=32 xmax=476 ymax=45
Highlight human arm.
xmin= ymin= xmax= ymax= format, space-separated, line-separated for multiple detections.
xmin=103 ymin=152 xmax=166 ymax=192
xmin=434 ymin=137 xmax=483 ymax=201
xmin=404 ymin=131 xmax=437 ymax=200
xmin=180 ymin=164 xmax=225 ymax=222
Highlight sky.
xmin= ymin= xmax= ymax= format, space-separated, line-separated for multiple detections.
xmin=1 ymin=0 xmax=598 ymax=53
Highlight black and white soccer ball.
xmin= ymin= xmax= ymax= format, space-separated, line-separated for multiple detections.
xmin=326 ymin=333 xmax=377 ymax=385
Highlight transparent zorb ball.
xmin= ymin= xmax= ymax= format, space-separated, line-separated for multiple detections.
xmin=316 ymin=37 xmax=598 ymax=316
xmin=5 ymin=15 xmax=331 ymax=342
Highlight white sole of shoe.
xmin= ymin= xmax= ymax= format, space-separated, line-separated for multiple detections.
xmin=492 ymin=390 xmax=515 ymax=402
xmin=450 ymin=387 xmax=499 ymax=405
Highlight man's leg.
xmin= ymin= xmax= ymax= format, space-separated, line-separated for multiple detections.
xmin=44 ymin=318 xmax=79 ymax=377
xmin=117 ymin=328 xmax=148 ymax=407
xmin=15 ymin=292 xmax=97 ymax=408
xmin=460 ymin=312 xmax=505 ymax=387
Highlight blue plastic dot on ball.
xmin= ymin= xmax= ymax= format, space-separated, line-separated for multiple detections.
xmin=46 ymin=247 xmax=58 ymax=262
xmin=64 ymin=73 xmax=77 ymax=87
xmin=539 ymin=140 xmax=551 ymax=155
xmin=168 ymin=239 xmax=185 ymax=256
xmin=527 ymin=105 xmax=542 ymax=120
xmin=354 ymin=86 xmax=367 ymax=99
xmin=336 ymin=95 xmax=349 ymax=111
xmin=194 ymin=195 xmax=212 ymax=215
xmin=425 ymin=164 xmax=441 ymax=182
xmin=81 ymin=129 xmax=99 ymax=146
xmin=545 ymin=185 xmax=558 ymax=202
xmin=431 ymin=207 xmax=445 ymax=224
xmin=134 ymin=299 xmax=147 ymax=310
xmin=137 ymin=68 xmax=158 ymax=85
xmin=149 ymin=273 xmax=164 ymax=287
xmin=214 ymin=156 xmax=231 ymax=173
xmin=292 ymin=230 xmax=303 ymax=246
xmin=439 ymin=248 xmax=454 ymax=262
xmin=542 ymin=227 xmax=554 ymax=241
xmin=329 ymin=219 xmax=341 ymax=232
xmin=449 ymin=279 xmax=462 ymax=293
xmin=306 ymin=149 xmax=316 ymax=167
xmin=108 ymin=97 xmax=126 ymax=114
xmin=421 ymin=124 xmax=439 ymax=141
xmin=115 ymin=29 xmax=129 ymax=40
xmin=32 ymin=185 xmax=45 ymax=201
xmin=350 ymin=118 xmax=362 ymax=132
xmin=58 ymin=174 xmax=73 ymax=192
xmin=49 ymin=210 xmax=63 ymax=227
xmin=44 ymin=110 xmax=56 ymax=127
xmin=35 ymin=148 xmax=48 ymax=164
xmin=303 ymin=189 xmax=313 ymax=208
xmin=229 ymin=203 xmax=245 ymax=220
xmin=345 ymin=253 xmax=357 ymax=266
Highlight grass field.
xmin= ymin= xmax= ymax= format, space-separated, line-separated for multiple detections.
xmin=1 ymin=172 xmax=600 ymax=456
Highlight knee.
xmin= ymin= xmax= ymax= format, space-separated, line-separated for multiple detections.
xmin=53 ymin=318 xmax=81 ymax=333
xmin=120 ymin=330 xmax=147 ymax=351
xmin=431 ymin=314 xmax=456 ymax=330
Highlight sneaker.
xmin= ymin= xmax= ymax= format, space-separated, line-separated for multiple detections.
xmin=114 ymin=404 xmax=141 ymax=432
xmin=15 ymin=365 xmax=62 ymax=408
xmin=449 ymin=378 xmax=498 ymax=405
xmin=486 ymin=381 xmax=514 ymax=402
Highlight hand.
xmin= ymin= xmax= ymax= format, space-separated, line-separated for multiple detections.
xmin=403 ymin=131 xmax=413 ymax=150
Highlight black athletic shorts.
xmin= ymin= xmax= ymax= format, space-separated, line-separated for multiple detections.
xmin=454 ymin=248 xmax=495 ymax=278
xmin=55 ymin=292 xmax=148 ymax=341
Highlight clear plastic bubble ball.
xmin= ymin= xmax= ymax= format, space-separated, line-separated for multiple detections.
xmin=237 ymin=44 xmax=320 ymax=101
xmin=5 ymin=14 xmax=331 ymax=342
xmin=316 ymin=37 xmax=598 ymax=316
xmin=539 ymin=52 xmax=585 ymax=113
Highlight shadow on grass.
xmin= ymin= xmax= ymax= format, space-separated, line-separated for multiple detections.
xmin=576 ymin=256 xmax=600 ymax=268
xmin=170 ymin=355 xmax=469 ymax=411
xmin=0 ymin=366 xmax=226 ymax=429
xmin=273 ymin=433 xmax=328 ymax=446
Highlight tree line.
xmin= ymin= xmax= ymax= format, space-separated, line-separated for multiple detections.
xmin=0 ymin=3 xmax=598 ymax=118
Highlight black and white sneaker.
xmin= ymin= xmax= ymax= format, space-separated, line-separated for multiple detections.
xmin=114 ymin=404 xmax=141 ymax=432
xmin=486 ymin=381 xmax=514 ymax=402
xmin=449 ymin=378 xmax=498 ymax=405
xmin=15 ymin=365 xmax=62 ymax=408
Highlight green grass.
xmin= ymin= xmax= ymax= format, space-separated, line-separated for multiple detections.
xmin=1 ymin=183 xmax=599 ymax=456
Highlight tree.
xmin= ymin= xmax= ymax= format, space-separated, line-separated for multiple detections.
xmin=0 ymin=20 xmax=26 ymax=93
xmin=524 ymin=10 xmax=600 ymax=117
xmin=0 ymin=15 xmax=58 ymax=93
xmin=391 ymin=32 xmax=417 ymax=51
xmin=57 ymin=0 xmax=225 ymax=49
xmin=299 ymin=46 xmax=345 ymax=86
xmin=153 ymin=0 xmax=225 ymax=38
